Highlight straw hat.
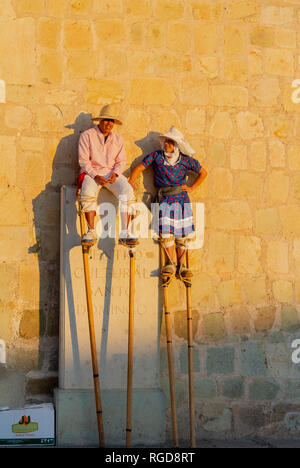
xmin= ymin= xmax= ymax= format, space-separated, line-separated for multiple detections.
xmin=92 ymin=103 xmax=123 ymax=125
xmin=158 ymin=126 xmax=195 ymax=155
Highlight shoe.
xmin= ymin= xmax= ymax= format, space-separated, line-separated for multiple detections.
xmin=176 ymin=263 xmax=193 ymax=280
xmin=161 ymin=261 xmax=176 ymax=276
xmin=118 ymin=230 xmax=139 ymax=247
xmin=82 ymin=229 xmax=97 ymax=244
xmin=118 ymin=236 xmax=139 ymax=247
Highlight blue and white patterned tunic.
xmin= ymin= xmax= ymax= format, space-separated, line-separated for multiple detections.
xmin=142 ymin=150 xmax=202 ymax=238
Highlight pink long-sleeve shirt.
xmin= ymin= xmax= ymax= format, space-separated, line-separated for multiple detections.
xmin=78 ymin=125 xmax=127 ymax=179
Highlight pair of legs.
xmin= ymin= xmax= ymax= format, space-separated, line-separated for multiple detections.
xmin=164 ymin=239 xmax=186 ymax=266
xmin=160 ymin=235 xmax=192 ymax=278
xmin=79 ymin=174 xmax=135 ymax=240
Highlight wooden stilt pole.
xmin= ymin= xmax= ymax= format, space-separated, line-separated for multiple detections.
xmin=185 ymin=250 xmax=196 ymax=448
xmin=78 ymin=200 xmax=105 ymax=448
xmin=126 ymin=248 xmax=135 ymax=448
xmin=159 ymin=242 xmax=179 ymax=448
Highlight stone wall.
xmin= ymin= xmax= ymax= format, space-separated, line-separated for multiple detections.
xmin=1 ymin=0 xmax=300 ymax=443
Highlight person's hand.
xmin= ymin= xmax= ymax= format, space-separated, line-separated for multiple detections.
xmin=94 ymin=175 xmax=108 ymax=186
xmin=107 ymin=173 xmax=118 ymax=184
xmin=181 ymin=185 xmax=193 ymax=193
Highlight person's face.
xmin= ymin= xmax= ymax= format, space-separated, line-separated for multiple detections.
xmin=99 ymin=118 xmax=115 ymax=135
xmin=164 ymin=138 xmax=175 ymax=155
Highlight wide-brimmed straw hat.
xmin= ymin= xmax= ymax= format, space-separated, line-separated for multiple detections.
xmin=158 ymin=126 xmax=195 ymax=155
xmin=92 ymin=103 xmax=123 ymax=125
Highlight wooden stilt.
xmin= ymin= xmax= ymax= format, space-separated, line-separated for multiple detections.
xmin=185 ymin=250 xmax=196 ymax=448
xmin=126 ymin=248 xmax=135 ymax=448
xmin=78 ymin=200 xmax=105 ymax=448
xmin=159 ymin=242 xmax=179 ymax=448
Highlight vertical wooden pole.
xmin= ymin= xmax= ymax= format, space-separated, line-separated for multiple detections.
xmin=78 ymin=205 xmax=105 ymax=448
xmin=160 ymin=243 xmax=179 ymax=448
xmin=126 ymin=249 xmax=135 ymax=447
xmin=185 ymin=250 xmax=196 ymax=448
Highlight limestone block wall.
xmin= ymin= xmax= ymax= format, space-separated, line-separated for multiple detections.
xmin=1 ymin=0 xmax=300 ymax=443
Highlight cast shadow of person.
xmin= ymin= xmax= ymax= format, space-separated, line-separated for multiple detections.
xmin=29 ymin=112 xmax=107 ymax=386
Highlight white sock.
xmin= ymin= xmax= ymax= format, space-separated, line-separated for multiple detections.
xmin=119 ymin=229 xmax=128 ymax=238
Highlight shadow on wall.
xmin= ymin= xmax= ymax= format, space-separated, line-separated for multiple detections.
xmin=27 ymin=113 xmax=94 ymax=395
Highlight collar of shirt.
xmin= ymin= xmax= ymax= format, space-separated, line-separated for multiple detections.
xmin=94 ymin=125 xmax=114 ymax=144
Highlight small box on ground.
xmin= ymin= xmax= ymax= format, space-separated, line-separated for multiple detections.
xmin=0 ymin=403 xmax=55 ymax=446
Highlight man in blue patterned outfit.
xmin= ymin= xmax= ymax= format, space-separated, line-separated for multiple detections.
xmin=129 ymin=127 xmax=207 ymax=278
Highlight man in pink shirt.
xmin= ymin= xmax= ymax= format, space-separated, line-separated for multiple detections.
xmin=78 ymin=104 xmax=136 ymax=245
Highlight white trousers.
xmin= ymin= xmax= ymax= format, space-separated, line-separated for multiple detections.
xmin=79 ymin=174 xmax=136 ymax=215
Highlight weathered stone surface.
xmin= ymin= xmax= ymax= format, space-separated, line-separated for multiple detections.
xmin=254 ymin=307 xmax=276 ymax=333
xmin=236 ymin=111 xmax=264 ymax=139
xmin=25 ymin=371 xmax=58 ymax=396
xmin=19 ymin=309 xmax=45 ymax=340
xmin=38 ymin=17 xmax=61 ymax=48
xmin=211 ymin=86 xmax=248 ymax=107
xmin=195 ymin=378 xmax=217 ymax=399
xmin=217 ymin=280 xmax=242 ymax=307
xmin=238 ymin=236 xmax=262 ymax=274
xmin=209 ymin=112 xmax=233 ymax=139
xmin=273 ymin=281 xmax=293 ymax=303
xmin=174 ymin=309 xmax=199 ymax=340
xmin=0 ymin=263 xmax=18 ymax=303
xmin=265 ymin=49 xmax=294 ymax=76
xmin=242 ymin=278 xmax=268 ymax=307
xmin=64 ymin=20 xmax=93 ymax=50
xmin=39 ymin=52 xmax=63 ymax=84
xmin=0 ymin=136 xmax=16 ymax=185
xmin=266 ymin=170 xmax=289 ymax=204
xmin=0 ymin=187 xmax=27 ymax=226
xmin=255 ymin=208 xmax=279 ymax=236
xmin=261 ymin=6 xmax=294 ymax=25
xmin=0 ymin=18 xmax=36 ymax=84
xmin=194 ymin=23 xmax=218 ymax=55
xmin=5 ymin=105 xmax=33 ymax=130
xmin=240 ymin=341 xmax=268 ymax=377
xmin=206 ymin=232 xmax=235 ymax=274
xmin=0 ymin=303 xmax=16 ymax=343
xmin=202 ymin=313 xmax=227 ymax=341
xmin=288 ymin=146 xmax=300 ymax=170
xmin=251 ymin=77 xmax=280 ymax=107
xmin=87 ymin=78 xmax=125 ymax=105
xmin=129 ymin=78 xmax=175 ymax=105
xmin=267 ymin=241 xmax=289 ymax=274
xmin=230 ymin=145 xmax=247 ymax=170
xmin=192 ymin=2 xmax=223 ymax=20
xmin=211 ymin=168 xmax=233 ymax=199
xmin=221 ymin=377 xmax=244 ymax=400
xmin=228 ymin=1 xmax=258 ymax=19
xmin=232 ymin=405 xmax=270 ymax=437
xmin=154 ymin=0 xmax=183 ymax=20
xmin=249 ymin=380 xmax=280 ymax=401
xmin=281 ymin=306 xmax=300 ymax=332
xmin=224 ymin=25 xmax=246 ymax=56
xmin=280 ymin=206 xmax=300 ymax=236
xmin=179 ymin=76 xmax=209 ymax=105
xmin=36 ymin=105 xmax=64 ymax=132
xmin=228 ymin=309 xmax=251 ymax=335
xmin=179 ymin=345 xmax=200 ymax=374
xmin=206 ymin=347 xmax=235 ymax=375
xmin=209 ymin=201 xmax=252 ymax=230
